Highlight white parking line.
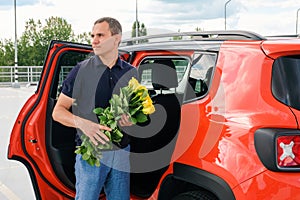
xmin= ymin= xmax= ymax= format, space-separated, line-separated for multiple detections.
xmin=0 ymin=181 xmax=21 ymax=200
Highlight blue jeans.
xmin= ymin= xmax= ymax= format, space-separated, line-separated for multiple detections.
xmin=75 ymin=145 xmax=130 ymax=200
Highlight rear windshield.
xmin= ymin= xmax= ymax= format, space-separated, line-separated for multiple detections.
xmin=272 ymin=55 xmax=300 ymax=110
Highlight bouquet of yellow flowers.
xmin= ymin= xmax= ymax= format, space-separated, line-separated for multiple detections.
xmin=75 ymin=77 xmax=155 ymax=167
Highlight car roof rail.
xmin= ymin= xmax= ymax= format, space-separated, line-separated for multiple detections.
xmin=265 ymin=34 xmax=300 ymax=39
xmin=120 ymin=30 xmax=266 ymax=46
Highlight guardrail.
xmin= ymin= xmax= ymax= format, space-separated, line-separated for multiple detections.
xmin=0 ymin=66 xmax=43 ymax=86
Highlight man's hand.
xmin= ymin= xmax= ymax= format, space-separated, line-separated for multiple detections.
xmin=75 ymin=117 xmax=111 ymax=145
xmin=118 ymin=114 xmax=133 ymax=127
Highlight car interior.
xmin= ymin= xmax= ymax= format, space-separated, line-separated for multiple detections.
xmin=129 ymin=58 xmax=183 ymax=197
xmin=45 ymin=50 xmax=213 ymax=197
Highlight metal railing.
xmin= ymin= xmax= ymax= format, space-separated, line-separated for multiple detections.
xmin=0 ymin=66 xmax=43 ymax=86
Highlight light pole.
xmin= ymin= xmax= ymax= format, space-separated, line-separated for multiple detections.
xmin=297 ymin=8 xmax=300 ymax=35
xmin=135 ymin=0 xmax=138 ymax=38
xmin=12 ymin=0 xmax=20 ymax=88
xmin=225 ymin=0 xmax=232 ymax=30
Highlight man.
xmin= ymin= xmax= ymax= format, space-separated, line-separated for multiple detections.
xmin=52 ymin=17 xmax=138 ymax=200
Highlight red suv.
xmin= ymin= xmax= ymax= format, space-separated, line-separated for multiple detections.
xmin=8 ymin=31 xmax=300 ymax=199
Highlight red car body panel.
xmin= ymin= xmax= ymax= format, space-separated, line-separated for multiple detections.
xmin=8 ymin=34 xmax=300 ymax=199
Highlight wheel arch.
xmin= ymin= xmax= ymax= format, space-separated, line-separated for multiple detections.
xmin=158 ymin=162 xmax=236 ymax=200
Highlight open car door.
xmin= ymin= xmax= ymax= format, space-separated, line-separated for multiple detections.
xmin=8 ymin=40 xmax=95 ymax=199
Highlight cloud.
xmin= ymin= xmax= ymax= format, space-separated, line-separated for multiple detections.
xmin=0 ymin=0 xmax=300 ymax=41
xmin=153 ymin=0 xmax=243 ymax=19
xmin=136 ymin=0 xmax=245 ymax=34
xmin=0 ymin=0 xmax=39 ymax=7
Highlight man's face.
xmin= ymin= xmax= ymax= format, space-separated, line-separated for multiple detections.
xmin=91 ymin=22 xmax=120 ymax=56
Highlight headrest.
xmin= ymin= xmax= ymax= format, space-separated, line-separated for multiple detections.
xmin=138 ymin=60 xmax=178 ymax=90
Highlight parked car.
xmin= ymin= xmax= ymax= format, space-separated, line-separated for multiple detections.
xmin=8 ymin=30 xmax=300 ymax=200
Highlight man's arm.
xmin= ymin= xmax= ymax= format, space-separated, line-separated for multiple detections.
xmin=52 ymin=93 xmax=110 ymax=145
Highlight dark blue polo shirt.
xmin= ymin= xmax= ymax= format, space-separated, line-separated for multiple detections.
xmin=61 ymin=55 xmax=138 ymax=147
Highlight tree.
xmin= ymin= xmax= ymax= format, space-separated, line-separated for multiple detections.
xmin=190 ymin=27 xmax=204 ymax=40
xmin=173 ymin=29 xmax=183 ymax=41
xmin=18 ymin=17 xmax=75 ymax=66
xmin=195 ymin=27 xmax=203 ymax=32
xmin=131 ymin=21 xmax=148 ymax=43
xmin=74 ymin=32 xmax=91 ymax=44
xmin=0 ymin=39 xmax=14 ymax=65
xmin=0 ymin=16 xmax=91 ymax=66
xmin=0 ymin=39 xmax=15 ymax=81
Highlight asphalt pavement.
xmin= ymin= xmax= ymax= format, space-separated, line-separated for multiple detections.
xmin=0 ymin=86 xmax=36 ymax=200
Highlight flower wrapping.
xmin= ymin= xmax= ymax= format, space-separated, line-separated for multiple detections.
xmin=75 ymin=77 xmax=155 ymax=167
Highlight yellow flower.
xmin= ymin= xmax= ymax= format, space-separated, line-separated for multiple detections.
xmin=128 ymin=77 xmax=140 ymax=91
xmin=136 ymin=85 xmax=147 ymax=93
xmin=142 ymin=105 xmax=155 ymax=115
xmin=142 ymin=96 xmax=155 ymax=114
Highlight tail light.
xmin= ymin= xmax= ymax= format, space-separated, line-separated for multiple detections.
xmin=277 ymin=135 xmax=300 ymax=168
xmin=255 ymin=128 xmax=300 ymax=172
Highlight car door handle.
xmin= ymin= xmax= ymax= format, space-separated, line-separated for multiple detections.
xmin=29 ymin=139 xmax=38 ymax=143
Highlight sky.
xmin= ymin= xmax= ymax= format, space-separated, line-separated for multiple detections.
xmin=0 ymin=0 xmax=300 ymax=41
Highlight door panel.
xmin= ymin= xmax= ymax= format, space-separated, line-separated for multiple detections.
xmin=9 ymin=40 xmax=93 ymax=199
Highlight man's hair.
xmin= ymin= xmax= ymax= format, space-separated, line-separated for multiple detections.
xmin=94 ymin=17 xmax=122 ymax=35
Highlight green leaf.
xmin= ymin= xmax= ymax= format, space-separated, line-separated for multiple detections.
xmin=111 ymin=129 xmax=123 ymax=143
xmin=131 ymin=117 xmax=137 ymax=124
xmin=93 ymin=107 xmax=104 ymax=115
xmin=119 ymin=88 xmax=124 ymax=99
xmin=95 ymin=159 xmax=100 ymax=167
xmin=117 ymin=106 xmax=124 ymax=115
xmin=130 ymin=105 xmax=142 ymax=116
xmin=86 ymin=141 xmax=94 ymax=153
xmin=104 ymin=131 xmax=112 ymax=140
xmin=82 ymin=152 xmax=90 ymax=160
xmin=107 ymin=119 xmax=114 ymax=125
xmin=74 ymin=146 xmax=84 ymax=154
xmin=110 ymin=121 xmax=117 ymax=129
xmin=87 ymin=157 xmax=95 ymax=166
xmin=114 ymin=115 xmax=121 ymax=121
xmin=112 ymin=94 xmax=122 ymax=105
xmin=99 ymin=115 xmax=108 ymax=123
xmin=123 ymin=96 xmax=129 ymax=108
xmin=136 ymin=112 xmax=148 ymax=123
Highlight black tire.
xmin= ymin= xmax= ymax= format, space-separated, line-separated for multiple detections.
xmin=172 ymin=190 xmax=218 ymax=200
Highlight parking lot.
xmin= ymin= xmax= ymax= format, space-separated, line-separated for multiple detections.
xmin=0 ymin=86 xmax=36 ymax=200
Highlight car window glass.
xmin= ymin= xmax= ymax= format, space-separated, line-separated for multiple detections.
xmin=138 ymin=57 xmax=189 ymax=93
xmin=272 ymin=55 xmax=300 ymax=110
xmin=185 ymin=53 xmax=216 ymax=100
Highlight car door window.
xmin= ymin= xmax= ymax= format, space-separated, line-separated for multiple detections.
xmin=185 ymin=53 xmax=217 ymax=100
xmin=138 ymin=57 xmax=189 ymax=93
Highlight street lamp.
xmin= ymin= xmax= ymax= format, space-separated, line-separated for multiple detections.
xmin=296 ymin=8 xmax=300 ymax=35
xmin=225 ymin=0 xmax=232 ymax=30
xmin=12 ymin=0 xmax=20 ymax=88
xmin=135 ymin=0 xmax=138 ymax=38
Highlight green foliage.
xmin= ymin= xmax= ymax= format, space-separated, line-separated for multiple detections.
xmin=0 ymin=39 xmax=15 ymax=78
xmin=73 ymin=32 xmax=91 ymax=44
xmin=75 ymin=78 xmax=155 ymax=167
xmin=0 ymin=39 xmax=14 ymax=66
xmin=173 ymin=29 xmax=183 ymax=41
xmin=195 ymin=27 xmax=203 ymax=32
xmin=131 ymin=21 xmax=148 ymax=44
xmin=0 ymin=16 xmax=91 ymax=66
